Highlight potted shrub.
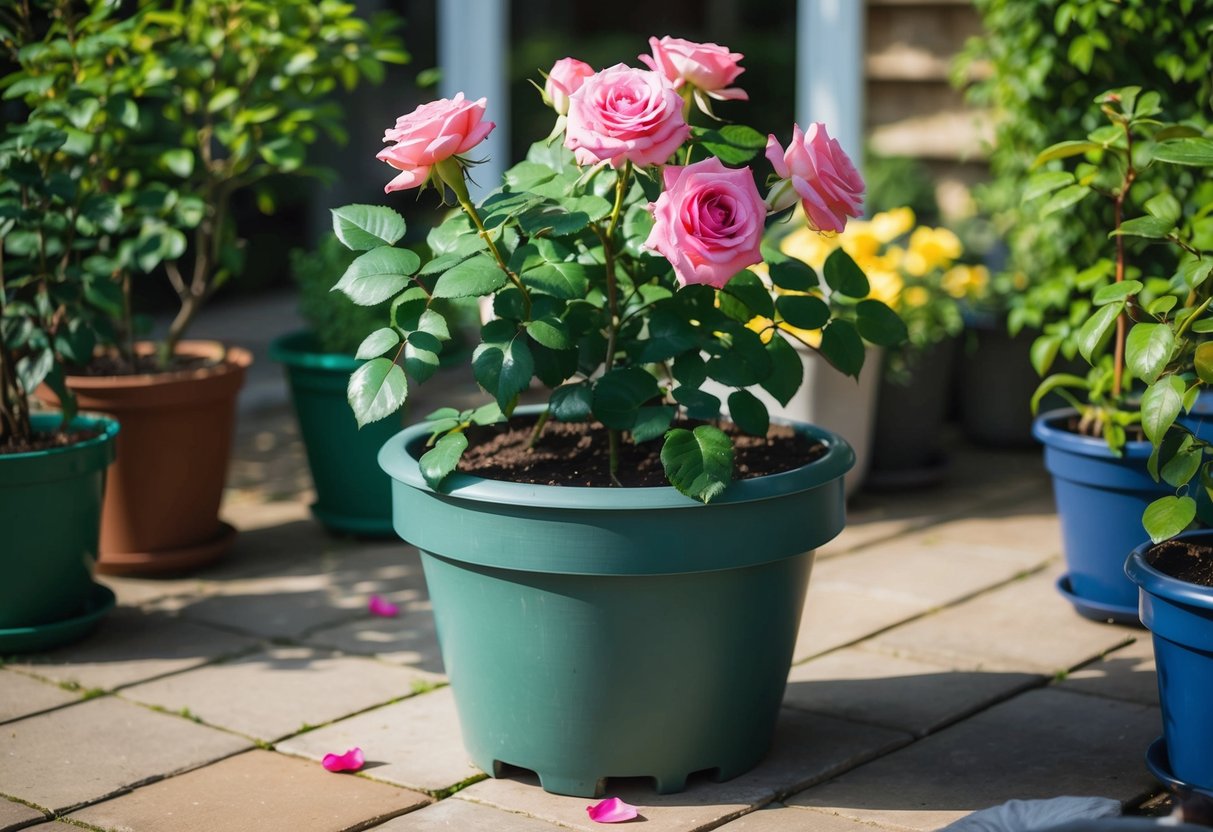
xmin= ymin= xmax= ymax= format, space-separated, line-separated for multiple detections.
xmin=23 ymin=0 xmax=407 ymax=573
xmin=270 ymin=236 xmax=408 ymax=537
xmin=330 ymin=41 xmax=905 ymax=796
xmin=0 ymin=5 xmax=123 ymax=650
xmin=1025 ymin=88 xmax=1213 ymax=624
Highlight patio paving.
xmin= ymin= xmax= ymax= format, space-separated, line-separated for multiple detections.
xmin=0 ymin=294 xmax=1174 ymax=832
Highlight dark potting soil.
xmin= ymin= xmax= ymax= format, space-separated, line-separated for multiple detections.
xmin=73 ymin=353 xmax=218 ymax=377
xmin=458 ymin=417 xmax=826 ymax=488
xmin=1147 ymin=540 xmax=1213 ymax=588
xmin=0 ymin=428 xmax=100 ymax=456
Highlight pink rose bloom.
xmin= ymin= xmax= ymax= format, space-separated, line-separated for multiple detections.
xmin=765 ymin=122 xmax=864 ymax=234
xmin=643 ymin=156 xmax=766 ymax=289
xmin=376 ymin=93 xmax=495 ymax=193
xmin=545 ymin=57 xmax=595 ymax=115
xmin=639 ymin=36 xmax=747 ymax=101
xmin=564 ymin=64 xmax=690 ymax=169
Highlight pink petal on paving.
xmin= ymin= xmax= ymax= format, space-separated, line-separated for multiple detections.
xmin=322 ymin=747 xmax=365 ymax=773
xmin=586 ymin=797 xmax=639 ymax=823
xmin=368 ymin=595 xmax=400 ymax=617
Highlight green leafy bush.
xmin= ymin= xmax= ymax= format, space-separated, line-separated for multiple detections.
xmin=291 ymin=236 xmax=385 ymax=356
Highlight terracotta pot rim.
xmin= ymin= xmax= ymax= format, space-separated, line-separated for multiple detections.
xmin=63 ymin=340 xmax=253 ymax=390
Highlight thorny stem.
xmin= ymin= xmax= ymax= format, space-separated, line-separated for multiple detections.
xmin=601 ymin=161 xmax=632 ymax=486
xmin=456 ymin=193 xmax=531 ymax=321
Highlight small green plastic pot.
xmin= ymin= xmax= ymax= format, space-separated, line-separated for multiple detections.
xmin=271 ymin=331 xmax=404 ymax=536
xmin=0 ymin=412 xmax=118 ymax=650
xmin=378 ymin=407 xmax=854 ymax=797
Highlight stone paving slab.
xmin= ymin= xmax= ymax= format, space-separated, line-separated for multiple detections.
xmin=714 ymin=804 xmax=891 ymax=831
xmin=868 ymin=566 xmax=1137 ymax=675
xmin=277 ymin=686 xmax=482 ymax=794
xmin=794 ymin=584 xmax=926 ymax=661
xmin=0 ymin=695 xmax=250 ymax=814
xmin=0 ymin=797 xmax=46 ymax=832
xmin=784 ymin=645 xmax=1041 ymax=736
xmin=0 ymin=670 xmax=79 ymax=725
xmin=7 ymin=607 xmax=259 ymax=693
xmin=455 ymin=708 xmax=909 ymax=832
xmin=1060 ymin=637 xmax=1158 ymax=707
xmin=69 ymin=750 xmax=429 ymax=832
xmin=372 ymin=797 xmax=567 ymax=830
xmin=303 ymin=598 xmax=444 ymax=675
xmin=120 ymin=646 xmax=433 ymax=742
xmin=787 ymin=688 xmax=1161 ymax=831
xmin=924 ymin=493 xmax=1062 ymax=556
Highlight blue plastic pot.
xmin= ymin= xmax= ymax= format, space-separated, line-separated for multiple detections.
xmin=1126 ymin=530 xmax=1213 ymax=791
xmin=378 ymin=407 xmax=854 ymax=797
xmin=1033 ymin=409 xmax=1171 ymax=623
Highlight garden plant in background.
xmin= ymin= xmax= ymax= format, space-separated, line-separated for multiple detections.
xmin=1026 ymin=87 xmax=1213 ymax=621
xmin=327 ymin=37 xmax=905 ymax=798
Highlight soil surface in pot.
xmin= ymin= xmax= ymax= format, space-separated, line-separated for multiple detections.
xmin=1058 ymin=414 xmax=1147 ymax=443
xmin=459 ymin=418 xmax=826 ymax=487
xmin=1148 ymin=540 xmax=1213 ymax=588
xmin=0 ymin=428 xmax=100 ymax=455
xmin=72 ymin=353 xmax=218 ymax=377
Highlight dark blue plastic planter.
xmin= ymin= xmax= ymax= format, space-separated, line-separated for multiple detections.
xmin=1033 ymin=409 xmax=1171 ymax=624
xmin=1126 ymin=530 xmax=1213 ymax=792
xmin=378 ymin=406 xmax=854 ymax=797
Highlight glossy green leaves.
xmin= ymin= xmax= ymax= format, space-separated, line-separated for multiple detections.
xmin=661 ymin=425 xmax=734 ymax=503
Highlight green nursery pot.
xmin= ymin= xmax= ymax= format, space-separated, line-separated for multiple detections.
xmin=0 ymin=412 xmax=118 ymax=648
xmin=271 ymin=331 xmax=403 ymax=536
xmin=378 ymin=407 xmax=855 ymax=797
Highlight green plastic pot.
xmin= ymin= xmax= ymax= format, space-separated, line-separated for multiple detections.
xmin=0 ymin=412 xmax=119 ymax=651
xmin=378 ymin=407 xmax=854 ymax=797
xmin=271 ymin=331 xmax=404 ymax=536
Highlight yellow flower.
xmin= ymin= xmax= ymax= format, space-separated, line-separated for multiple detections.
xmin=941 ymin=264 xmax=989 ymax=299
xmin=866 ymin=268 xmax=904 ymax=307
xmin=781 ymin=226 xmax=838 ymax=271
xmin=779 ymin=322 xmax=822 ymax=348
xmin=746 ymin=315 xmax=776 ymax=344
xmin=903 ymin=226 xmax=962 ymax=276
xmin=838 ymin=220 xmax=881 ymax=266
xmin=869 ymin=207 xmax=915 ymax=244
xmin=903 ymin=286 xmax=930 ymax=307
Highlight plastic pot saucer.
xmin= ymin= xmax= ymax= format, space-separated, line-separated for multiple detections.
xmin=1146 ymin=737 xmax=1213 ymax=800
xmin=0 ymin=582 xmax=115 ymax=654
xmin=1055 ymin=574 xmax=1141 ymax=627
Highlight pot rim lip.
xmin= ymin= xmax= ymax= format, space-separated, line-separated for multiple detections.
xmin=269 ymin=330 xmax=360 ymax=373
xmin=379 ymin=404 xmax=856 ymax=510
xmin=1032 ymin=407 xmax=1153 ymax=459
xmin=1 ymin=411 xmax=119 ymax=463
xmin=1126 ymin=529 xmax=1213 ymax=611
xmin=61 ymin=340 xmax=253 ymax=388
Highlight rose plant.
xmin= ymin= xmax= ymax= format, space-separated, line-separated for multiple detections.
xmin=331 ymin=38 xmax=906 ymax=503
xmin=1027 ymin=87 xmax=1213 ymax=542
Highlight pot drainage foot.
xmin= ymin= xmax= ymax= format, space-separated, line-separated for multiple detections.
xmin=535 ymin=773 xmax=607 ymax=798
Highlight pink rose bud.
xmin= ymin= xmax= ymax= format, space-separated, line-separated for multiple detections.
xmin=765 ymin=122 xmax=864 ymax=234
xmin=376 ymin=93 xmax=495 ymax=194
xmin=545 ymin=57 xmax=595 ymax=116
xmin=368 ymin=595 xmax=399 ymax=617
xmin=643 ymin=156 xmax=766 ymax=289
xmin=564 ymin=64 xmax=690 ymax=169
xmin=586 ymin=797 xmax=640 ymax=823
xmin=639 ymin=36 xmax=748 ymax=102
xmin=321 ymin=747 xmax=364 ymax=773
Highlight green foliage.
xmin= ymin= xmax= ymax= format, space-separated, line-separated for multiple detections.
xmin=957 ymin=0 xmax=1213 ymax=327
xmin=291 ymin=236 xmax=389 ymax=356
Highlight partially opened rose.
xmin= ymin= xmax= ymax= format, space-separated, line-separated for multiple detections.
xmin=639 ymin=36 xmax=747 ymax=102
xmin=643 ymin=156 xmax=765 ymax=289
xmin=564 ymin=64 xmax=690 ymax=169
xmin=765 ymin=122 xmax=864 ymax=234
xmin=376 ymin=92 xmax=495 ymax=193
xmin=544 ymin=57 xmax=595 ymax=116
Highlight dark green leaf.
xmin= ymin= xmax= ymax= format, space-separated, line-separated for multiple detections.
xmin=719 ymin=270 xmax=774 ymax=320
xmin=1112 ymin=215 xmax=1175 ymax=240
xmin=593 ymin=367 xmax=660 ymax=430
xmin=768 ymin=259 xmax=818 ymax=292
xmin=631 ymin=406 xmax=675 ymax=443
xmin=760 ymin=333 xmax=802 ymax=406
xmin=673 ymin=352 xmax=708 ymax=387
xmin=551 ymin=382 xmax=594 ymax=421
xmin=706 ymin=327 xmax=772 ymax=386
xmin=404 ymin=332 xmax=442 ymax=383
xmin=473 ymin=320 xmax=534 ymax=408
xmin=1142 ymin=375 xmax=1186 ymax=444
xmin=1161 ymin=434 xmax=1202 ymax=488
xmin=855 ymin=300 xmax=908 ymax=347
xmin=673 ymin=386 xmax=721 ymax=420
xmin=521 ymin=261 xmax=588 ymax=299
xmin=347 ymin=357 xmax=407 ymax=427
xmin=355 ymin=327 xmax=400 ymax=359
xmin=775 ymin=294 xmax=830 ymax=330
xmin=331 ymin=204 xmax=407 ymax=250
xmin=1151 ymin=138 xmax=1213 ymax=167
xmin=822 ymin=249 xmax=869 ymax=298
xmin=432 ymin=254 xmax=508 ymax=298
xmin=819 ymin=319 xmax=865 ymax=377
xmin=661 ymin=426 xmax=734 ymax=503
xmin=526 ymin=316 xmax=571 ymax=350
xmin=640 ymin=309 xmax=698 ymax=362
xmin=419 ymin=432 xmax=468 ymax=490
xmin=728 ymin=390 xmax=769 ymax=436
xmin=334 ymin=247 xmax=421 ymax=305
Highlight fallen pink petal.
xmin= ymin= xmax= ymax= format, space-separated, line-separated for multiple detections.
xmin=321 ymin=747 xmax=365 ymax=773
xmin=368 ymin=595 xmax=400 ymax=617
xmin=586 ymin=797 xmax=639 ymax=823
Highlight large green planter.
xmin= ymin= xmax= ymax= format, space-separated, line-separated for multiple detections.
xmin=271 ymin=331 xmax=404 ymax=536
xmin=378 ymin=408 xmax=854 ymax=797
xmin=0 ymin=412 xmax=119 ymax=652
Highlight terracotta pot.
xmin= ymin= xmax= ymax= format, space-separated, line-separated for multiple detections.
xmin=39 ymin=341 xmax=251 ymax=574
